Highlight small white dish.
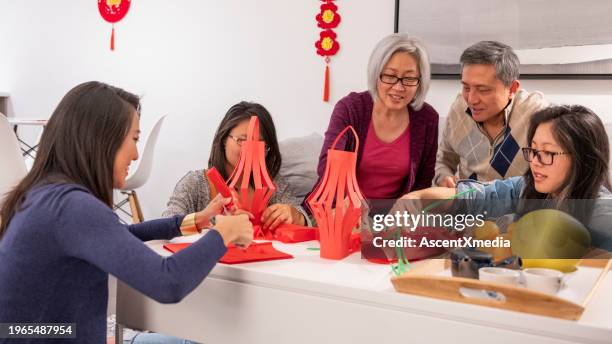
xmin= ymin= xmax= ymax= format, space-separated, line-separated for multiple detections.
xmin=522 ymin=268 xmax=565 ymax=295
xmin=478 ymin=267 xmax=521 ymax=286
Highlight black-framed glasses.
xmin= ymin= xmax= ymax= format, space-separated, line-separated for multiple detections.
xmin=227 ymin=134 xmax=270 ymax=152
xmin=521 ymin=147 xmax=569 ymax=165
xmin=379 ymin=74 xmax=420 ymax=87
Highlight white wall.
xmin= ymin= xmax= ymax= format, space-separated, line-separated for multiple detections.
xmin=2 ymin=1 xmax=611 ymax=218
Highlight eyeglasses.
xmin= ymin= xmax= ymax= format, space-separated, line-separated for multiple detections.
xmin=227 ymin=134 xmax=270 ymax=152
xmin=521 ymin=147 xmax=569 ymax=165
xmin=227 ymin=134 xmax=247 ymax=146
xmin=379 ymin=74 xmax=420 ymax=87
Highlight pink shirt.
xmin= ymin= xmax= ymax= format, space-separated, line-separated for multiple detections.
xmin=357 ymin=121 xmax=411 ymax=199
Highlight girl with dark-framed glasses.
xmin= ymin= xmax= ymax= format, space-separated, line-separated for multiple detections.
xmin=401 ymin=104 xmax=612 ymax=251
xmin=163 ymin=101 xmax=309 ymax=231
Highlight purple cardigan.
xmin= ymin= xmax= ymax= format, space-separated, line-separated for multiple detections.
xmin=310 ymin=91 xmax=439 ymax=202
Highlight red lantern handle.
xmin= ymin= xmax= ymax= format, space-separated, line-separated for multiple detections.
xmin=330 ymin=125 xmax=359 ymax=152
xmin=247 ymin=116 xmax=260 ymax=141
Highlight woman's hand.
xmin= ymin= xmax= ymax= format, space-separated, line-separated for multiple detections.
xmin=391 ymin=187 xmax=458 ymax=216
xmin=195 ymin=194 xmax=233 ymax=229
xmin=261 ymin=203 xmax=305 ymax=230
xmin=213 ymin=214 xmax=253 ymax=247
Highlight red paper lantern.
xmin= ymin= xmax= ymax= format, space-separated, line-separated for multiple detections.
xmin=307 ymin=126 xmax=365 ymax=259
xmin=315 ymin=0 xmax=341 ymax=102
xmin=98 ymin=0 xmax=131 ymax=51
xmin=227 ymin=116 xmax=277 ymax=238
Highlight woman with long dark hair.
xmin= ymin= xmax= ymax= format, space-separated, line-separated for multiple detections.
xmin=402 ymin=105 xmax=612 ymax=251
xmin=163 ymin=101 xmax=308 ymax=230
xmin=0 ymin=82 xmax=253 ymax=343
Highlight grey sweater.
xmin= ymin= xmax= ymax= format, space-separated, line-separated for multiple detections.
xmin=435 ymin=90 xmax=549 ymax=184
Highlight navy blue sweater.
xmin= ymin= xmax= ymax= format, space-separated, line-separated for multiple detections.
xmin=0 ymin=183 xmax=227 ymax=343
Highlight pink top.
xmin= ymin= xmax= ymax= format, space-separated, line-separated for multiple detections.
xmin=357 ymin=121 xmax=411 ymax=199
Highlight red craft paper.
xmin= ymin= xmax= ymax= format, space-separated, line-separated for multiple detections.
xmin=227 ymin=116 xmax=276 ymax=237
xmin=206 ymin=167 xmax=234 ymax=209
xmin=221 ymin=242 xmax=293 ymax=264
xmin=163 ymin=243 xmax=191 ymax=253
xmin=249 ymin=224 xmax=318 ymax=243
xmin=349 ymin=231 xmax=361 ymax=253
xmin=163 ymin=242 xmax=293 ymax=264
xmin=274 ymin=224 xmax=318 ymax=243
xmin=307 ymin=126 xmax=365 ymax=260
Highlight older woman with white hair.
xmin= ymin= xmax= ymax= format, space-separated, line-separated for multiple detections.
xmin=309 ymin=33 xmax=439 ymax=201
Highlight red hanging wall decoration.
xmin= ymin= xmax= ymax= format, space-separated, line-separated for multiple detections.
xmin=315 ymin=0 xmax=341 ymax=102
xmin=98 ymin=0 xmax=131 ymax=51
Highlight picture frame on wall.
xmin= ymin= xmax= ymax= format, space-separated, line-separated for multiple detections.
xmin=394 ymin=0 xmax=612 ymax=79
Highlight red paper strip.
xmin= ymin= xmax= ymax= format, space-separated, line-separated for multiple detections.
xmin=206 ymin=167 xmax=234 ymax=209
xmin=163 ymin=241 xmax=293 ymax=264
xmin=227 ymin=116 xmax=276 ymax=228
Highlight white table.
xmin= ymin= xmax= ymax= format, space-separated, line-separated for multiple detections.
xmin=6 ymin=118 xmax=48 ymax=158
xmin=116 ymin=237 xmax=612 ymax=344
xmin=7 ymin=118 xmax=48 ymax=126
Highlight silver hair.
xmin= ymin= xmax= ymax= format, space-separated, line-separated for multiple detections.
xmin=460 ymin=41 xmax=520 ymax=87
xmin=367 ymin=33 xmax=431 ymax=110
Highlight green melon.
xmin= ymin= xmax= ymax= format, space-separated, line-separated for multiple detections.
xmin=511 ymin=209 xmax=591 ymax=272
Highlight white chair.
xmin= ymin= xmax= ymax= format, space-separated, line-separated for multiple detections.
xmin=0 ymin=114 xmax=27 ymax=206
xmin=114 ymin=115 xmax=166 ymax=223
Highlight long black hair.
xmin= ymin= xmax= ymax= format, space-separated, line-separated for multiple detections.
xmin=0 ymin=81 xmax=140 ymax=239
xmin=517 ymin=105 xmax=610 ymax=223
xmin=522 ymin=104 xmax=610 ymax=201
xmin=207 ymin=101 xmax=281 ymax=181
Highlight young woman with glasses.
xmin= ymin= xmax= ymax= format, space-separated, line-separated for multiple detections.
xmin=306 ymin=33 xmax=439 ymax=206
xmin=163 ymin=101 xmax=308 ymax=231
xmin=400 ymin=104 xmax=612 ymax=251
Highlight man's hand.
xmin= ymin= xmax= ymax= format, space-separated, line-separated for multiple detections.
xmin=438 ymin=175 xmax=459 ymax=188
